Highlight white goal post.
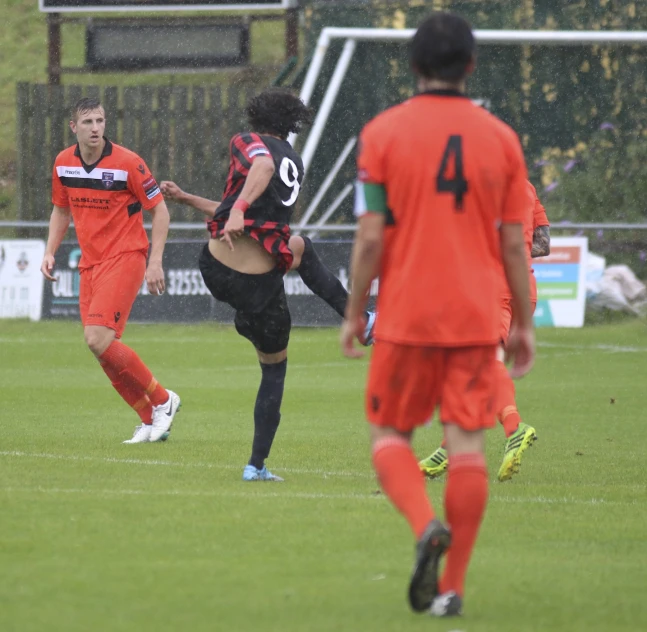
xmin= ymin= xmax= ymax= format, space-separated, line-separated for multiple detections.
xmin=292 ymin=27 xmax=647 ymax=232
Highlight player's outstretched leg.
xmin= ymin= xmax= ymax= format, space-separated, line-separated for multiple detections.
xmin=291 ymin=235 xmax=376 ymax=345
xmin=292 ymin=235 xmax=348 ymax=317
xmin=243 ymin=358 xmax=287 ymax=482
xmin=494 ymin=360 xmax=537 ymax=481
xmin=419 ymin=444 xmax=448 ymax=480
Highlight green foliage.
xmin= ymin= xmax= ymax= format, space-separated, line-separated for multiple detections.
xmin=301 ymin=0 xmax=647 ymax=225
xmin=535 ymin=126 xmax=647 ymax=275
xmin=541 ymin=126 xmax=647 ymax=224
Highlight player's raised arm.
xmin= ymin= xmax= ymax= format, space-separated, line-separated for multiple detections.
xmin=160 ymin=180 xmax=221 ymax=218
xmin=41 ymin=205 xmax=72 ymax=282
xmin=221 ymin=155 xmax=275 ymax=251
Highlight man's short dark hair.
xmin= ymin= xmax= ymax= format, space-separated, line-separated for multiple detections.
xmin=411 ymin=12 xmax=476 ymax=81
xmin=71 ymin=97 xmax=103 ymax=121
xmin=246 ymin=89 xmax=313 ymax=140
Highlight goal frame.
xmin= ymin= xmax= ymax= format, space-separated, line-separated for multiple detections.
xmin=293 ymin=27 xmax=647 ymax=231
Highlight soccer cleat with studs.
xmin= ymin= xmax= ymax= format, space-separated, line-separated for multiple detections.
xmin=242 ymin=465 xmax=284 ymax=482
xmin=123 ymin=424 xmax=152 ymax=444
xmin=429 ymin=591 xmax=463 ymax=617
xmin=497 ymin=422 xmax=537 ymax=482
xmin=419 ymin=446 xmax=448 ymax=480
xmin=150 ymin=390 xmax=181 ymax=442
xmin=408 ymin=519 xmax=452 ymax=612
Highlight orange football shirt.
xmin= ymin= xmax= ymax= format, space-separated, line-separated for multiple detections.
xmin=357 ymin=91 xmax=529 ymax=346
xmin=52 ymin=139 xmax=163 ymax=270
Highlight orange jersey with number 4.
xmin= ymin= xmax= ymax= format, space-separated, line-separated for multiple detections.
xmin=357 ymin=91 xmax=529 ymax=347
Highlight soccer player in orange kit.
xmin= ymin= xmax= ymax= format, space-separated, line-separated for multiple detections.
xmin=41 ymin=97 xmax=180 ymax=444
xmin=340 ymin=13 xmax=535 ymax=617
xmin=420 ymin=180 xmax=550 ymax=481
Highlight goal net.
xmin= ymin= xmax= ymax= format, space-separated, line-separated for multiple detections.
xmin=293 ymin=27 xmax=647 ymax=232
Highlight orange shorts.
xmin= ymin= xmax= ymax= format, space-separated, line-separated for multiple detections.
xmin=500 ymin=298 xmax=537 ymax=343
xmin=79 ymin=251 xmax=146 ymax=338
xmin=366 ymin=341 xmax=498 ymax=434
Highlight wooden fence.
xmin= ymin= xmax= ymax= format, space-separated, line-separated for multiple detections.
xmin=16 ymin=82 xmax=257 ymax=222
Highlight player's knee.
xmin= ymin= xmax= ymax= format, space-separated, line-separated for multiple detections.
xmin=370 ymin=425 xmax=411 ymax=447
xmin=257 ymin=348 xmax=288 ymax=365
xmin=444 ymin=424 xmax=485 ymax=455
xmin=84 ymin=326 xmax=115 ymax=357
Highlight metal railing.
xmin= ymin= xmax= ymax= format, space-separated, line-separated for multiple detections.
xmin=4 ymin=220 xmax=647 ymax=233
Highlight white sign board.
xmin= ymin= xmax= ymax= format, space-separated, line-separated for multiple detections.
xmin=0 ymin=240 xmax=46 ymax=321
xmin=533 ymin=236 xmax=588 ymax=328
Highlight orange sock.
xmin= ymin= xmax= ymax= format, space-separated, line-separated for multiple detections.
xmin=372 ymin=436 xmax=435 ymax=539
xmin=100 ymin=361 xmax=153 ymax=424
xmin=495 ymin=360 xmax=521 ymax=437
xmin=439 ymin=453 xmax=488 ymax=597
xmin=99 ymin=341 xmax=168 ymax=407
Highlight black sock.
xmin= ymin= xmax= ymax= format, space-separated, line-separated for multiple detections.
xmin=249 ymin=359 xmax=287 ymax=470
xmin=297 ymin=236 xmax=348 ymax=318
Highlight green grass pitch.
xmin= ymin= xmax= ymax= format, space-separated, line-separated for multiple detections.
xmin=1 ymin=320 xmax=646 ymax=632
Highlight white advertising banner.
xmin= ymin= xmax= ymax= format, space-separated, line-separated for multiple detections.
xmin=533 ymin=236 xmax=588 ymax=328
xmin=0 ymin=240 xmax=46 ymax=321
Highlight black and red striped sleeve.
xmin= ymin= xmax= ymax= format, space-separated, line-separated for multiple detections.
xmin=229 ymin=133 xmax=272 ymax=177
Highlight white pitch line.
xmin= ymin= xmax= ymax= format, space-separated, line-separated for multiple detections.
xmin=0 ymin=486 xmax=376 ymax=502
xmin=538 ymin=341 xmax=647 ymax=353
xmin=0 ymin=453 xmax=641 ymax=507
xmin=0 ymin=485 xmax=635 ymax=507
xmin=0 ymin=451 xmax=374 ymax=479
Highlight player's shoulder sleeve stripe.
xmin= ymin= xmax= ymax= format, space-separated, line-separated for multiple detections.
xmin=244 ymin=133 xmax=272 ymax=160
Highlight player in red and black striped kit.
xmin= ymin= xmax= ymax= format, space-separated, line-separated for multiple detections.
xmin=162 ymin=89 xmax=375 ymax=481
xmin=211 ymin=130 xmax=301 ymax=272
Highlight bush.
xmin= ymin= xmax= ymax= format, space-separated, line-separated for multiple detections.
xmin=537 ymin=124 xmax=647 ymax=224
xmin=534 ymin=125 xmax=647 ymax=277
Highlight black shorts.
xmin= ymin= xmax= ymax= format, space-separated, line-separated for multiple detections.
xmin=198 ymin=244 xmax=290 ymax=354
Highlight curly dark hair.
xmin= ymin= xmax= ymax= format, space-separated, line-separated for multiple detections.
xmin=245 ymin=89 xmax=314 ymax=139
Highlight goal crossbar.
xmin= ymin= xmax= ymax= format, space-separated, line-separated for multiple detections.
xmin=291 ymin=26 xmax=647 ymax=230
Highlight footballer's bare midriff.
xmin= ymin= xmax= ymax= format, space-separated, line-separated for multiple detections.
xmin=209 ymin=235 xmax=276 ymax=274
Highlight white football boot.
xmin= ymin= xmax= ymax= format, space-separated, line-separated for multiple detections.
xmin=123 ymin=424 xmax=152 ymax=444
xmin=150 ymin=390 xmax=181 ymax=442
